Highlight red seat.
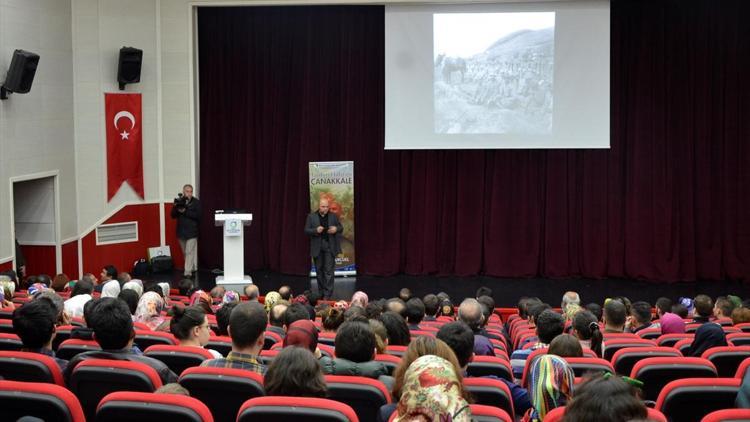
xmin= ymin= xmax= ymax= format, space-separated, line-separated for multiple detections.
xmin=0 ymin=319 xmax=15 ymax=334
xmin=0 ymin=333 xmax=23 ymax=351
xmin=324 ymin=375 xmax=391 ymax=422
xmin=409 ymin=330 xmax=436 ymax=338
xmin=463 ymin=377 xmax=514 ymax=419
xmin=0 ymin=380 xmax=85 ymax=422
xmin=264 ymin=330 xmax=283 ymax=350
xmin=702 ymin=346 xmax=750 ymax=377
xmin=701 ymin=409 xmax=750 ymax=422
xmin=179 ymin=366 xmax=264 ymax=422
xmin=611 ymin=346 xmax=683 ymax=376
xmin=143 ymin=344 xmax=215 ymax=375
xmin=56 ymin=338 xmax=102 ymax=360
xmin=466 ymin=355 xmax=513 ymax=381
xmin=735 ymin=357 xmax=750 ymax=379
xmin=601 ymin=332 xmax=640 ymax=340
xmin=319 ymin=331 xmax=337 ymax=346
xmin=656 ymin=378 xmax=741 ymax=422
xmin=602 ymin=338 xmax=656 ymax=361
xmin=134 ymin=330 xmax=178 ymax=350
xmin=685 ymin=323 xmax=703 ymax=333
xmin=259 ymin=348 xmax=280 ymax=365
xmin=97 ymin=391 xmax=214 ymax=422
xmin=385 ymin=345 xmax=408 ymax=357
xmin=69 ymin=359 xmax=163 ymax=420
xmin=519 ymin=347 xmax=597 ymax=388
xmin=673 ymin=338 xmax=694 ymax=355
xmin=657 ymin=333 xmax=694 ymax=347
xmin=373 ymin=353 xmax=401 ymax=375
xmin=562 ymin=357 xmax=614 ymax=378
xmin=727 ymin=332 xmax=750 ymax=346
xmin=734 ymin=323 xmax=750 ymax=333
xmin=714 ymin=318 xmax=734 ymax=327
xmin=630 ymin=356 xmax=717 ymax=401
xmin=468 ymin=404 xmax=513 ymax=422
xmin=205 ymin=335 xmax=232 ymax=356
xmin=51 ymin=324 xmax=75 ymax=350
xmin=0 ymin=350 xmax=65 ymax=385
xmin=238 ymin=396 xmax=359 ymax=421
xmin=636 ymin=327 xmax=662 ymax=340
xmin=542 ymin=406 xmax=667 ymax=422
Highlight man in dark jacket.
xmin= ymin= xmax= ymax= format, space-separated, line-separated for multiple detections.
xmin=319 ymin=321 xmax=389 ymax=380
xmin=170 ymin=184 xmax=201 ymax=278
xmin=304 ymin=198 xmax=343 ymax=299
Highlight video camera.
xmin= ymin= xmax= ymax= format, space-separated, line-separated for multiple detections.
xmin=174 ymin=192 xmax=188 ymax=210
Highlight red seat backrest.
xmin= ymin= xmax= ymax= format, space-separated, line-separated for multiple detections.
xmin=97 ymin=391 xmax=213 ymax=422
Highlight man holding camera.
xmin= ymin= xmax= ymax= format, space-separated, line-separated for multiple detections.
xmin=171 ymin=184 xmax=201 ymax=278
xmin=304 ymin=198 xmax=343 ymax=299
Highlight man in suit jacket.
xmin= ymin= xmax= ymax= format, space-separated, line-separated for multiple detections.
xmin=304 ymin=198 xmax=343 ymax=299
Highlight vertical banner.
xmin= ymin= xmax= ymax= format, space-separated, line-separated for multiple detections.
xmin=105 ymin=93 xmax=143 ymax=201
xmin=309 ymin=161 xmax=356 ymax=276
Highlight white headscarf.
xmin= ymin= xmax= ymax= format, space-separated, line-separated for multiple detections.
xmin=64 ymin=293 xmax=92 ymax=318
xmin=101 ymin=280 xmax=121 ymax=298
xmin=122 ymin=281 xmax=143 ymax=298
xmin=158 ymin=282 xmax=170 ymax=299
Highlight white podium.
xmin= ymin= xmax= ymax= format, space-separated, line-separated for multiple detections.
xmin=214 ymin=212 xmax=253 ymax=293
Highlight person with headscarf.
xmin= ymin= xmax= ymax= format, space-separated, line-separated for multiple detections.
xmin=659 ymin=312 xmax=686 ymax=335
xmin=222 ymin=290 xmax=239 ymax=304
xmin=284 ymin=319 xmax=321 ymax=358
xmin=394 ymin=355 xmax=471 ymax=421
xmin=101 ymin=280 xmax=121 ymax=298
xmin=688 ymin=321 xmax=727 ymax=357
xmin=134 ymin=291 xmax=167 ymax=331
xmin=122 ymin=280 xmax=144 ymax=298
xmin=64 ymin=279 xmax=94 ymax=319
xmin=264 ymin=291 xmax=282 ymax=313
xmin=190 ymin=290 xmax=214 ymax=315
xmin=27 ymin=282 xmax=48 ymax=297
xmin=523 ymin=354 xmax=575 ymax=421
xmin=351 ymin=291 xmax=368 ymax=308
xmin=158 ymin=282 xmax=171 ymax=299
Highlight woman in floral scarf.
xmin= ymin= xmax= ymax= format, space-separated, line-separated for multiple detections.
xmin=134 ymin=291 xmax=166 ymax=330
xmin=394 ymin=355 xmax=471 ymax=422
xmin=264 ymin=291 xmax=282 ymax=313
xmin=523 ymin=354 xmax=575 ymax=421
xmin=190 ymin=290 xmax=214 ymax=315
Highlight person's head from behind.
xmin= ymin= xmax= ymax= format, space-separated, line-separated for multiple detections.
xmin=284 ymin=319 xmax=319 ymax=353
xmin=269 ymin=303 xmax=288 ymax=328
xmin=52 ymin=274 xmax=70 ymax=292
xmin=278 ymin=285 xmax=292 ymax=301
xmin=714 ymin=296 xmax=734 ymax=319
xmin=215 ymin=302 xmax=238 ymax=336
xmin=33 ymin=290 xmax=65 ymax=323
xmin=396 ymin=355 xmax=470 ymax=420
xmin=228 ymin=302 xmax=267 ymax=352
xmin=13 ymin=299 xmax=57 ymax=349
xmin=71 ymin=278 xmax=94 ymax=297
xmin=393 ymin=336 xmax=466 ymax=400
xmin=335 ymin=321 xmax=376 ymax=363
xmin=369 ymin=319 xmax=389 ymax=354
xmin=458 ymin=298 xmax=484 ymax=332
xmin=518 ymin=297 xmax=535 ymax=319
xmin=351 ymin=291 xmax=368 ymax=308
xmin=243 ymin=284 xmax=259 ymax=301
xmin=527 ymin=302 xmax=552 ymax=326
xmin=655 ymin=297 xmax=672 ymax=317
xmin=365 ymin=302 xmax=383 ymax=320
xmin=89 ymin=297 xmax=134 ymax=350
xmin=585 ymin=303 xmax=602 ymax=321
xmin=439 ymin=299 xmax=455 ymax=317
xmin=405 ymin=298 xmax=425 ymax=325
xmin=100 ymin=265 xmax=117 ymax=282
xmin=343 ymin=305 xmax=367 ymax=322
xmin=284 ymin=303 xmax=311 ymax=329
xmin=603 ymin=300 xmax=627 ymax=330
xmin=386 ymin=298 xmax=406 ymax=317
xmin=630 ymin=301 xmax=652 ymax=327
xmin=562 ymin=375 xmax=647 ymax=422
xmin=549 ymin=333 xmax=583 ymax=357
xmin=178 ymin=278 xmax=194 ymax=297
xmin=83 ymin=298 xmax=99 ymax=327
xmin=572 ymin=310 xmax=603 ymax=356
xmin=170 ymin=305 xmax=210 ymax=346
xmin=209 ymin=286 xmax=226 ymax=300
xmin=562 ymin=291 xmax=581 ymax=312
xmin=436 ymin=321 xmax=475 ymax=369
xmin=264 ymin=347 xmax=326 ymax=398
xmin=322 ymin=307 xmax=345 ymax=332
xmin=118 ymin=289 xmax=140 ymax=315
xmin=476 ymin=295 xmax=495 ymax=323
xmin=536 ymin=309 xmax=565 ymax=345
xmin=528 ymin=354 xmax=575 ymax=420
xmin=379 ymin=311 xmax=411 ymax=346
xmin=732 ymin=307 xmax=750 ymax=325
xmin=422 ymin=294 xmax=439 ymax=318
xmin=672 ymin=303 xmax=689 ymax=318
xmin=398 ymin=288 xmax=412 ymax=302
xmin=476 ymin=286 xmax=492 ymax=299
xmin=693 ymin=294 xmax=713 ymax=318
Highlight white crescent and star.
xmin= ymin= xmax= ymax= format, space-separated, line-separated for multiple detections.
xmin=113 ymin=111 xmax=136 ymax=140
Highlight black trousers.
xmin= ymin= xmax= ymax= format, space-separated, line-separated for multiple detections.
xmin=314 ymin=241 xmax=336 ymax=298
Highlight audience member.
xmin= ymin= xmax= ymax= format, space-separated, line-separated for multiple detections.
xmin=369 ymin=319 xmax=389 ymax=354
xmin=572 ymin=311 xmax=603 ymax=357
xmin=243 ymin=284 xmax=259 ymax=301
xmin=268 ymin=303 xmax=289 ymax=338
xmin=201 ymin=302 xmax=267 ymax=374
xmin=101 ymin=279 xmax=121 ymax=299
xmin=524 ymin=354 xmax=574 ymax=421
xmin=562 ymin=375 xmax=647 ymax=422
xmin=561 ymin=291 xmax=581 ymax=314
xmin=393 ymin=355 xmax=471 ymax=421
xmin=476 ymin=286 xmax=493 ymax=299
xmin=263 ymin=291 xmax=282 ymax=312
xmin=714 ymin=296 xmax=735 ymax=320
xmin=391 ymin=336 xmax=468 ymax=401
xmin=283 ymin=319 xmax=320 ymax=357
xmin=688 ymin=318 xmax=727 ymax=357
xmin=343 ymin=305 xmax=367 ymax=322
xmin=320 ymin=321 xmax=388 ymax=378
xmin=135 ymin=291 xmax=167 ymax=330
xmin=70 ymin=299 xmax=99 ymax=340
xmin=118 ymin=289 xmax=139 ymax=315
xmin=155 ymin=383 xmax=190 ymax=396
xmin=693 ymin=294 xmax=713 ymax=323
xmin=190 ymin=290 xmax=214 ymax=315
xmin=264 ymin=347 xmax=327 ymax=397
xmin=278 ymin=285 xmax=292 ymax=301
xmin=321 ymin=306 xmax=344 ymax=333
xmin=209 ymin=286 xmax=226 ymax=301
xmin=659 ymin=312 xmax=686 ymax=335
xmin=585 ymin=302 xmax=603 ymax=322
xmin=440 ymin=299 xmax=455 ymax=317
xmin=116 ymin=272 xmax=131 ymax=287
xmin=34 ymin=289 xmax=69 ymax=326
xmin=365 ymin=302 xmax=383 ymax=320
xmin=672 ymin=303 xmax=689 ymax=319
xmin=458 ymin=298 xmax=495 ymax=356
xmin=386 ymin=298 xmax=407 ymax=317
xmin=422 ymin=294 xmax=439 ymax=321
xmin=351 ymin=290 xmax=368 ymax=308
xmin=170 ymin=305 xmax=222 ymax=358
xmin=511 ymin=310 xmax=565 ymax=378
xmin=548 ymin=334 xmax=583 ymax=357
xmin=122 ymin=280 xmax=144 ymax=298
xmin=178 ymin=278 xmax=195 ymax=297
xmin=64 ymin=278 xmax=94 ymax=318
xmin=379 ymin=311 xmax=411 ymax=346
xmin=732 ymin=307 xmax=750 ymax=325
xmin=404 ymin=298 xmax=425 ymax=329
xmin=655 ymin=297 xmax=673 ymax=318
xmin=64 ymin=297 xmax=177 ymax=384
xmin=628 ymin=301 xmax=653 ymax=333
xmin=51 ymin=273 xmax=70 ymax=292
xmin=603 ymin=300 xmax=627 ymax=333
xmin=96 ymin=265 xmax=117 ymax=292
xmin=13 ymin=299 xmax=67 ymax=371
xmin=398 ymin=288 xmax=412 ymax=302
xmin=284 ymin=302 xmax=311 ymax=329
xmin=215 ymin=301 xmax=238 ymax=336
xmin=222 ymin=290 xmax=239 ymax=304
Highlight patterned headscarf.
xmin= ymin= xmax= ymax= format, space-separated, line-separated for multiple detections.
xmin=28 ymin=283 xmax=48 ymax=297
xmin=222 ymin=291 xmax=239 ymax=304
xmin=351 ymin=291 xmax=369 ymax=308
xmin=395 ymin=355 xmax=471 ymax=422
xmin=283 ymin=319 xmax=319 ymax=352
xmin=101 ymin=280 xmax=121 ymax=298
xmin=190 ymin=290 xmax=214 ymax=314
xmin=525 ymin=355 xmax=575 ymax=421
xmin=564 ymin=304 xmax=582 ymax=321
xmin=122 ymin=281 xmax=143 ymax=298
xmin=660 ymin=312 xmax=686 ymax=335
xmin=134 ymin=291 xmax=166 ymax=330
xmin=334 ymin=300 xmax=349 ymax=310
xmin=264 ymin=291 xmax=281 ymax=312
xmin=158 ymin=282 xmax=170 ymax=299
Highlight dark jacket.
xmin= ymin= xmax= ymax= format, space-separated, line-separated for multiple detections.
xmin=688 ymin=322 xmax=727 ymax=357
xmin=170 ymin=197 xmax=201 ymax=239
xmin=319 ymin=356 xmax=388 ymax=378
xmin=64 ymin=348 xmax=178 ymax=386
xmin=304 ymin=211 xmax=344 ymax=257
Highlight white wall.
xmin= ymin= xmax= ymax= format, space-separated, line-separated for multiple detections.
xmin=0 ymin=0 xmax=76 ymax=261
xmin=13 ymin=176 xmax=56 ymax=244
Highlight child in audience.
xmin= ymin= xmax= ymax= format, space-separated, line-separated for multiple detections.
xmin=264 ymin=347 xmax=327 ymax=397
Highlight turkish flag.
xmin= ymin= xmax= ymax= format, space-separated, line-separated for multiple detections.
xmin=105 ymin=93 xmax=143 ymax=201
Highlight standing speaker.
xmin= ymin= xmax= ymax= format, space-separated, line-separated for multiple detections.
xmin=0 ymin=49 xmax=40 ymax=99
xmin=117 ymin=47 xmax=142 ymax=90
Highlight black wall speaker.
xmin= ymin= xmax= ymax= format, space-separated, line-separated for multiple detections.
xmin=0 ymin=49 xmax=40 ymax=100
xmin=117 ymin=47 xmax=143 ymax=90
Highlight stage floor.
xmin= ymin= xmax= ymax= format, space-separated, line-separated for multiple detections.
xmin=149 ymin=269 xmax=750 ymax=307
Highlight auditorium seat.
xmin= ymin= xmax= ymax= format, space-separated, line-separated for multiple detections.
xmin=520 ymin=347 xmax=549 ymax=387
xmin=542 ymin=406 xmax=667 ymax=422
xmin=734 ymin=357 xmax=750 ymax=379
xmin=319 ymin=331 xmax=337 ymax=347
xmin=0 ymin=319 xmax=15 ymax=333
xmin=0 ymin=380 xmax=85 ymax=422
xmin=726 ymin=332 xmax=750 ymax=346
xmin=657 ymin=333 xmax=694 ymax=347
xmin=179 ymin=366 xmax=264 ymax=422
xmin=685 ymin=323 xmax=703 ymax=333
xmin=0 ymin=333 xmax=23 ymax=351
xmin=373 ymin=353 xmax=401 ymax=375
xmin=52 ymin=325 xmax=75 ymax=350
xmin=656 ymin=378 xmax=741 ymax=422
xmin=466 ymin=355 xmax=513 ymax=381
xmin=68 ymin=359 xmax=163 ymax=420
xmin=702 ymin=346 xmax=750 ymax=377
xmin=636 ymin=327 xmax=662 ymax=340
xmin=385 ymin=345 xmax=408 ymax=357
xmin=324 ymin=375 xmax=391 ymax=422
xmin=205 ymin=335 xmax=232 ymax=356
xmin=408 ymin=330 xmax=436 ymax=338
xmin=0 ymin=350 xmax=65 ymax=385
xmin=319 ymin=343 xmax=336 ymax=358
xmin=56 ymin=338 xmax=101 ymax=360
xmin=237 ymin=396 xmax=358 ymax=422
xmin=701 ymin=409 xmax=750 ymax=422
xmin=133 ymin=330 xmax=178 ymax=350
xmin=714 ymin=318 xmax=734 ymax=327
xmin=467 ymin=404 xmax=513 ymax=422
xmin=723 ymin=326 xmax=741 ymax=335
xmin=143 ymin=344 xmax=215 ymax=375
xmin=96 ymin=391 xmax=214 ymax=422
xmin=259 ymin=349 xmax=280 ymax=365
xmin=463 ymin=377 xmax=514 ymax=419
xmin=602 ymin=338 xmax=656 ymax=361
xmin=264 ymin=330 xmax=283 ymax=350
xmin=562 ymin=357 xmax=614 ymax=378
xmin=734 ymin=323 xmax=750 ymax=333
xmin=673 ymin=338 xmax=694 ymax=355
xmin=631 ymin=357 xmax=717 ymax=402
xmin=602 ymin=332 xmax=641 ymax=340
xmin=611 ymin=346 xmax=683 ymax=376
